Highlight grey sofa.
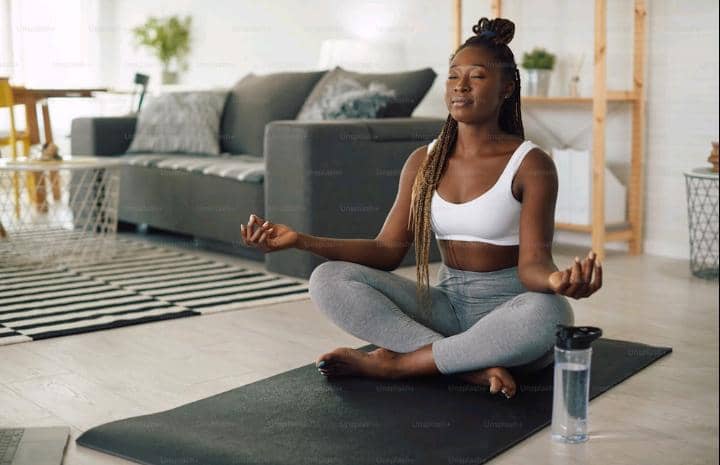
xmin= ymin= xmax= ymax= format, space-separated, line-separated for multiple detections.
xmin=71 ymin=71 xmax=446 ymax=280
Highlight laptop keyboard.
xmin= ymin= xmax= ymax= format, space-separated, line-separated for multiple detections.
xmin=0 ymin=429 xmax=23 ymax=465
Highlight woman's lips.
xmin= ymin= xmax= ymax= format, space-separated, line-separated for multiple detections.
xmin=451 ymin=99 xmax=473 ymax=107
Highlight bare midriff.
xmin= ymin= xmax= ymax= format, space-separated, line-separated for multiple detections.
xmin=438 ymin=240 xmax=519 ymax=272
xmin=434 ymin=138 xmax=525 ymax=273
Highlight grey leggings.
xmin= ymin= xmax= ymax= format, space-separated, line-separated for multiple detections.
xmin=308 ymin=260 xmax=574 ymax=375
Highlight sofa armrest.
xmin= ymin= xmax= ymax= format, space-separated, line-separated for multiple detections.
xmin=263 ymin=117 xmax=446 ymax=279
xmin=71 ymin=116 xmax=137 ymax=156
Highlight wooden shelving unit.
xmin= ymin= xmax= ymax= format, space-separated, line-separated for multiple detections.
xmin=453 ymin=0 xmax=648 ymax=262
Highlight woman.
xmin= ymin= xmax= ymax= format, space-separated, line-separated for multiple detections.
xmin=240 ymin=17 xmax=602 ymax=399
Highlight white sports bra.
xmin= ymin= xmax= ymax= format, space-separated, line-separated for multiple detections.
xmin=429 ymin=137 xmax=539 ymax=245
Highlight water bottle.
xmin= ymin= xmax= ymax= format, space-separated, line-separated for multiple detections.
xmin=551 ymin=324 xmax=603 ymax=443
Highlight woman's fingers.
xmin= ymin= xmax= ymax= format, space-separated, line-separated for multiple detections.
xmin=583 ymin=251 xmax=596 ymax=284
xmin=241 ymin=213 xmax=273 ymax=248
xmin=565 ymin=258 xmax=582 ymax=297
xmin=555 ymin=269 xmax=571 ymax=294
xmin=246 ymin=214 xmax=266 ymax=238
xmin=588 ymin=260 xmax=603 ymax=295
xmin=250 ymin=223 xmax=268 ymax=242
xmin=258 ymin=230 xmax=270 ymax=249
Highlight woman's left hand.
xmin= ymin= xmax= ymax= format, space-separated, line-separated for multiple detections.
xmin=547 ymin=250 xmax=602 ymax=299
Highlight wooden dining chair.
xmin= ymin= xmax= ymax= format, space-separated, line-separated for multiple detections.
xmin=0 ymin=77 xmax=36 ymax=219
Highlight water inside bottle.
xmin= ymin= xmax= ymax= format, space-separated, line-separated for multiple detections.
xmin=551 ymin=361 xmax=590 ymax=443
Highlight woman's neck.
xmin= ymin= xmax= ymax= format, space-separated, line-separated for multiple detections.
xmin=455 ymin=122 xmax=514 ymax=158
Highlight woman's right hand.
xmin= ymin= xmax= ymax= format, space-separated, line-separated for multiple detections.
xmin=240 ymin=213 xmax=298 ymax=253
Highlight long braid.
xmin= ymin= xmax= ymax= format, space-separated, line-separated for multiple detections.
xmin=408 ymin=17 xmax=525 ymax=321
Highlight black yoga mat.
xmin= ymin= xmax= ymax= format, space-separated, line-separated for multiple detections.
xmin=77 ymin=338 xmax=672 ymax=465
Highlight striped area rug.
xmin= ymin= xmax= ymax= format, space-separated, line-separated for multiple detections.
xmin=0 ymin=238 xmax=311 ymax=346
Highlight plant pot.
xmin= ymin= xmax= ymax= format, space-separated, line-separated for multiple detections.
xmin=525 ymin=69 xmax=552 ymax=97
xmin=162 ymin=70 xmax=179 ymax=85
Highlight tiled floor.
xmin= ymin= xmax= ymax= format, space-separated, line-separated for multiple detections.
xmin=1 ymin=231 xmax=717 ymax=464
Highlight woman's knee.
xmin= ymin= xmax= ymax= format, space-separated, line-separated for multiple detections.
xmin=513 ymin=292 xmax=575 ymax=339
xmin=308 ymin=261 xmax=374 ymax=318
xmin=309 ymin=261 xmax=362 ymax=293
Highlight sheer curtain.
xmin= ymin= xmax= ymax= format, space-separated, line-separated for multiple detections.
xmin=4 ymin=0 xmax=104 ymax=87
xmin=0 ymin=0 xmax=114 ymax=149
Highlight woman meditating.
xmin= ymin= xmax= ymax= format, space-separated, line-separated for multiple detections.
xmin=240 ymin=17 xmax=602 ymax=399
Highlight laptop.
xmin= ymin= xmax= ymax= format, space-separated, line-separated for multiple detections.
xmin=0 ymin=427 xmax=70 ymax=465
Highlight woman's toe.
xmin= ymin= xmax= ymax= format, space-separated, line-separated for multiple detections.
xmin=488 ymin=376 xmax=503 ymax=394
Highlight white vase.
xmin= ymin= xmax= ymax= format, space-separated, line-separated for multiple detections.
xmin=525 ymin=69 xmax=552 ymax=97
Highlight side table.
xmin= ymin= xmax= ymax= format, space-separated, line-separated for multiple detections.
xmin=683 ymin=167 xmax=719 ymax=279
xmin=0 ymin=156 xmax=123 ymax=268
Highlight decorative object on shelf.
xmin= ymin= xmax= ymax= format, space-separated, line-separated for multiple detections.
xmin=521 ymin=47 xmax=556 ymax=97
xmin=683 ymin=166 xmax=719 ymax=280
xmin=132 ymin=15 xmax=192 ymax=85
xmin=568 ymin=53 xmax=585 ymax=97
xmin=708 ymin=140 xmax=719 ymax=173
xmin=551 ymin=147 xmax=626 ymax=225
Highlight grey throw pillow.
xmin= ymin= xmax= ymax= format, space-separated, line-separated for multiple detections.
xmin=297 ymin=66 xmax=436 ymax=119
xmin=296 ymin=77 xmax=396 ymax=120
xmin=127 ymin=91 xmax=229 ymax=155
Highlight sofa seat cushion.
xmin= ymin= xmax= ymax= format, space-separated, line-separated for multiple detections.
xmin=120 ymin=153 xmax=265 ymax=183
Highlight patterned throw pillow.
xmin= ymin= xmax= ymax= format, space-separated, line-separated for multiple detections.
xmin=127 ymin=91 xmax=229 ymax=155
xmin=297 ymin=66 xmax=436 ymax=119
xmin=297 ymin=77 xmax=396 ymax=120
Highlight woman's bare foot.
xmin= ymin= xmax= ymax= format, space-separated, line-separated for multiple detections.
xmin=315 ymin=347 xmax=401 ymax=379
xmin=454 ymin=366 xmax=517 ymax=398
xmin=370 ymin=348 xmax=516 ymax=398
xmin=315 ymin=347 xmax=516 ymax=398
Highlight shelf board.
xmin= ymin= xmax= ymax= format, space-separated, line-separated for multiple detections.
xmin=556 ymin=221 xmax=633 ymax=240
xmin=522 ymin=91 xmax=637 ymax=104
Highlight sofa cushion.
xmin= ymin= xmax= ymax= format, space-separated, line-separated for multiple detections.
xmin=295 ymin=76 xmax=396 ymax=121
xmin=297 ymin=66 xmax=436 ymax=119
xmin=120 ymin=153 xmax=265 ymax=183
xmin=220 ymin=70 xmax=327 ymax=156
xmin=126 ymin=91 xmax=229 ymax=155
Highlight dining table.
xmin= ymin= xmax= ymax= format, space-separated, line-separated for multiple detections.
xmin=10 ymin=85 xmax=109 ymax=145
xmin=8 ymin=85 xmax=109 ymax=206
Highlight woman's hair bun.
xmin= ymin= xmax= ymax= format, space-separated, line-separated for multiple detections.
xmin=471 ymin=17 xmax=515 ymax=46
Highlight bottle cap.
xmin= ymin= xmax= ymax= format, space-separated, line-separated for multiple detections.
xmin=555 ymin=324 xmax=603 ymax=350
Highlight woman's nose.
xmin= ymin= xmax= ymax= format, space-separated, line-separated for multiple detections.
xmin=454 ymin=77 xmax=470 ymax=92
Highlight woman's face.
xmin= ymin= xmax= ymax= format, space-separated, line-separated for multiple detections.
xmin=444 ymin=46 xmax=513 ymax=124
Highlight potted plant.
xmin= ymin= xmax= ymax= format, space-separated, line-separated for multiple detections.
xmin=521 ymin=47 xmax=556 ymax=97
xmin=132 ymin=15 xmax=192 ymax=85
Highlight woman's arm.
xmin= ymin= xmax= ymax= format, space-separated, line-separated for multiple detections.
xmin=295 ymin=233 xmax=407 ymax=271
xmin=516 ymin=148 xmax=560 ymax=293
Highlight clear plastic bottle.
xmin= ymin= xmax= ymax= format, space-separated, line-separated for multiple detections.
xmin=551 ymin=324 xmax=603 ymax=443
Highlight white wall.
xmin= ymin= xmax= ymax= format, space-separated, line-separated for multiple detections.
xmin=4 ymin=0 xmax=718 ymax=261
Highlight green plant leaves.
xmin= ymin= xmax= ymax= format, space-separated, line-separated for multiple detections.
xmin=132 ymin=15 xmax=192 ymax=71
xmin=521 ymin=47 xmax=555 ymax=70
